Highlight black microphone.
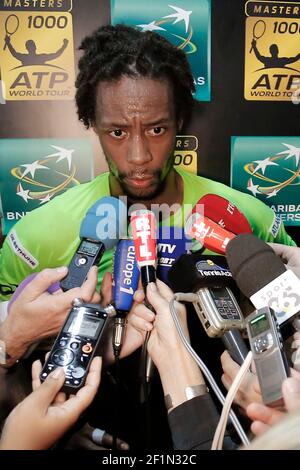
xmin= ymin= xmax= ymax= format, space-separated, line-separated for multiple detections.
xmin=168 ymin=253 xmax=248 ymax=365
xmin=226 ymin=234 xmax=300 ymax=328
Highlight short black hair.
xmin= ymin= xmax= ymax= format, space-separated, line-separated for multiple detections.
xmin=75 ymin=24 xmax=195 ymax=128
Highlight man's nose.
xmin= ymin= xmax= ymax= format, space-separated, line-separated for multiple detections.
xmin=127 ymin=135 xmax=152 ymax=165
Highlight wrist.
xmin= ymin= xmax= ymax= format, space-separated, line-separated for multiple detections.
xmin=164 ymin=384 xmax=209 ymax=412
xmin=0 ymin=319 xmax=27 ymax=367
xmin=157 ymin=349 xmax=206 ymax=411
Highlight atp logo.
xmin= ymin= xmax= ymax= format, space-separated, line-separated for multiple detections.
xmin=0 ymin=1 xmax=75 ymax=100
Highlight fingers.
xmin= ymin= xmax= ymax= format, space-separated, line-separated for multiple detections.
xmin=220 ymin=350 xmax=240 ymax=379
xmin=62 ymin=357 xmax=102 ymax=417
xmin=282 ymin=377 xmax=300 ymax=412
xmin=247 ymin=402 xmax=284 ymax=433
xmin=100 ymin=272 xmax=113 ymax=306
xmin=221 ymin=373 xmax=232 ymax=391
xmin=28 ymin=367 xmax=66 ymax=409
xmin=78 ymin=266 xmax=99 ymax=303
xmin=156 ymin=279 xmax=175 ymax=302
xmin=16 ymin=267 xmax=68 ymax=303
xmin=250 ymin=420 xmax=270 ymax=437
xmin=145 ymin=283 xmax=168 ymax=313
xmin=128 ymin=304 xmax=155 ymax=333
xmin=101 ymin=432 xmax=129 ymax=450
xmin=133 ymin=289 xmax=145 ymax=303
xmin=31 ymin=359 xmax=42 ymax=391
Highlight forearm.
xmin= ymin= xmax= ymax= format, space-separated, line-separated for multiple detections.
xmin=155 ymin=346 xmax=206 ymax=411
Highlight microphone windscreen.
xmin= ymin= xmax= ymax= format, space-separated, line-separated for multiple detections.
xmin=168 ymin=253 xmax=235 ymax=293
xmin=79 ymin=196 xmax=127 ymax=250
xmin=226 ymin=234 xmax=286 ymax=298
xmin=197 ymin=194 xmax=252 ymax=234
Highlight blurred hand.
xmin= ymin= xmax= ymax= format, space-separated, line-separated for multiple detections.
xmin=99 ymin=273 xmax=153 ymax=364
xmin=0 ymin=356 xmax=102 ymax=450
xmin=247 ymin=368 xmax=300 ymax=437
xmin=128 ymin=279 xmax=189 ymax=366
xmin=268 ymin=243 xmax=300 ymax=279
xmin=221 ymin=350 xmax=262 ymax=410
xmin=63 ymin=422 xmax=129 ymax=450
xmin=1 ymin=266 xmax=100 ymax=363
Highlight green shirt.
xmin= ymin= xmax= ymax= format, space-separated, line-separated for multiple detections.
xmin=0 ymin=168 xmax=295 ymax=300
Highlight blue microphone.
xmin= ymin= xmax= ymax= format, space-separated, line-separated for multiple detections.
xmin=112 ymin=239 xmax=140 ymax=356
xmin=113 ymin=239 xmax=140 ymax=314
xmin=60 ymin=196 xmax=127 ymax=291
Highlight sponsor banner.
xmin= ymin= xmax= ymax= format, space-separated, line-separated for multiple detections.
xmin=0 ymin=0 xmax=75 ymax=100
xmin=174 ymin=135 xmax=198 ymax=174
xmin=111 ymin=0 xmax=211 ymax=102
xmin=244 ymin=0 xmax=300 ymax=101
xmin=0 ymin=138 xmax=94 ymax=234
xmin=231 ymin=136 xmax=300 ymax=226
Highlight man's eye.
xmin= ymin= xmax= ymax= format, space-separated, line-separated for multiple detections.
xmin=148 ymin=127 xmax=165 ymax=136
xmin=110 ymin=129 xmax=125 ymax=139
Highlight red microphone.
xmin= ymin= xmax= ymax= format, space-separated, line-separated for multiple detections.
xmin=130 ymin=209 xmax=157 ymax=286
xmin=130 ymin=210 xmax=157 ymax=392
xmin=186 ymin=212 xmax=235 ymax=254
xmin=193 ymin=194 xmax=252 ymax=235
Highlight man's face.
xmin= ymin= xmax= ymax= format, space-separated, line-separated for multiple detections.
xmin=93 ymin=76 xmax=179 ymax=200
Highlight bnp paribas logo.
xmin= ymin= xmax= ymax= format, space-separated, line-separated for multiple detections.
xmin=111 ymin=0 xmax=211 ymax=101
xmin=0 ymin=138 xmax=93 ymax=234
xmin=231 ymin=137 xmax=300 ymax=226
xmin=13 ymin=145 xmax=79 ymax=205
xmin=244 ymin=143 xmax=300 ymax=200
xmin=136 ymin=5 xmax=196 ymax=54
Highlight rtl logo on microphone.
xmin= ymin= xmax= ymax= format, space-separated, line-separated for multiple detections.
xmin=130 ymin=210 xmax=156 ymax=266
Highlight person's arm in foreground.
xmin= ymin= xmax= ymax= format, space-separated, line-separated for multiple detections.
xmin=0 ymin=266 xmax=100 ymax=368
xmin=0 ymin=356 xmax=101 ymax=450
xmin=129 ymin=280 xmax=233 ymax=450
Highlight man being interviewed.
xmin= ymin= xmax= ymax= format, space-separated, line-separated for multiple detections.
xmin=0 ymin=24 xmax=295 ymax=301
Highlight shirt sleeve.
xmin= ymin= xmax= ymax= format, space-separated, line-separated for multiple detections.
xmin=168 ymin=394 xmax=236 ymax=450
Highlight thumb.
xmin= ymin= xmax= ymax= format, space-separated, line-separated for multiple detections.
xmin=146 ymin=283 xmax=167 ymax=313
xmin=19 ymin=267 xmax=68 ymax=302
xmin=28 ymin=367 xmax=65 ymax=409
xmin=100 ymin=272 xmax=112 ymax=307
xmin=283 ymin=378 xmax=300 ymax=412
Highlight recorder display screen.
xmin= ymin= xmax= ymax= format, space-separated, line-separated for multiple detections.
xmin=65 ymin=312 xmax=104 ymax=339
xmin=250 ymin=314 xmax=270 ymax=337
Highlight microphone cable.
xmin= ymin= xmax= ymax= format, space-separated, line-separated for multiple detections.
xmin=169 ymin=292 xmax=250 ymax=447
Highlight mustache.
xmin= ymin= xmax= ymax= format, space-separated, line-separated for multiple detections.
xmin=120 ymin=169 xmax=161 ymax=179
